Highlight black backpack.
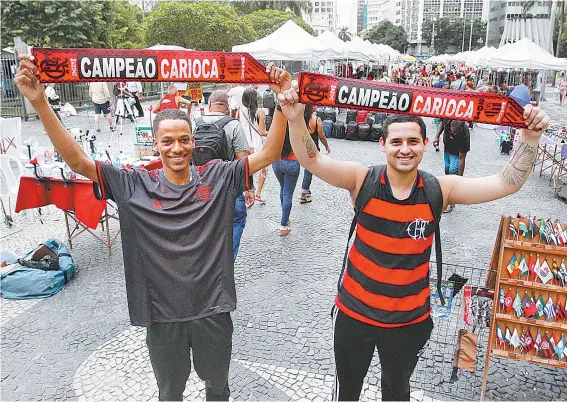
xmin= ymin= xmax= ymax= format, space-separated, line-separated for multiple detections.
xmin=332 ymin=122 xmax=345 ymax=139
xmin=263 ymin=90 xmax=275 ymax=109
xmin=500 ymin=140 xmax=512 ymax=155
xmin=265 ymin=115 xmax=273 ymax=131
xmin=370 ymin=124 xmax=383 ymax=142
xmin=192 ymin=116 xmax=233 ymax=166
xmin=357 ymin=123 xmax=371 ymax=141
xmin=338 ymin=165 xmax=446 ymax=305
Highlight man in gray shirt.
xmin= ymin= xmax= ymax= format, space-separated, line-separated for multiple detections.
xmin=194 ymin=90 xmax=253 ymax=261
xmin=15 ymin=55 xmax=294 ymax=401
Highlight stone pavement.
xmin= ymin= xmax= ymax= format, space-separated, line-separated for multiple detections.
xmin=1 ymin=98 xmax=566 ymax=401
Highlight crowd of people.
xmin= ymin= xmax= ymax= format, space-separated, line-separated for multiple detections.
xmin=21 ymin=53 xmax=552 ymax=402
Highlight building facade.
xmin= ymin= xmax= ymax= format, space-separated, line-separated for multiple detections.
xmin=486 ymin=1 xmax=555 ymax=52
xmin=304 ymin=0 xmax=340 ymax=35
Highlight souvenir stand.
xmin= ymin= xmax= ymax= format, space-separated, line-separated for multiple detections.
xmin=481 ymin=216 xmax=567 ymax=400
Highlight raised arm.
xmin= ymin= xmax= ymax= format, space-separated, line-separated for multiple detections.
xmin=284 ymin=85 xmax=367 ymax=204
xmin=14 ymin=54 xmax=97 ymax=182
xmin=438 ymin=105 xmax=549 ymax=208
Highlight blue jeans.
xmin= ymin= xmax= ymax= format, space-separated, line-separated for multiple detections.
xmin=272 ymin=159 xmax=300 ymax=226
xmin=301 ymin=169 xmax=313 ymax=194
xmin=233 ymin=193 xmax=247 ymax=261
xmin=444 ymin=152 xmax=459 ymax=175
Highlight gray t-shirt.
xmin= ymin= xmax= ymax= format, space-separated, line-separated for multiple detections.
xmin=94 ymin=158 xmax=249 ymax=326
xmin=194 ymin=113 xmax=250 ymax=160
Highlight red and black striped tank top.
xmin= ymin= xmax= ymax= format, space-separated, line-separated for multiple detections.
xmin=336 ymin=170 xmax=434 ymax=328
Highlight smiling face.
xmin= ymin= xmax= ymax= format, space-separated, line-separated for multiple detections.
xmin=380 ymin=122 xmax=428 ymax=173
xmin=153 ymin=119 xmax=194 ymax=177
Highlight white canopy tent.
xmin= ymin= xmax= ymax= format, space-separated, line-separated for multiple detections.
xmin=484 ymin=37 xmax=567 ymax=70
xmin=376 ymin=44 xmax=403 ymax=63
xmin=317 ymin=31 xmax=370 ymax=61
xmin=232 ymin=20 xmax=341 ymax=61
xmin=347 ymin=37 xmax=386 ymax=63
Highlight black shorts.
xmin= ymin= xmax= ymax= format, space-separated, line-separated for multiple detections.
xmin=93 ymin=101 xmax=110 ymax=115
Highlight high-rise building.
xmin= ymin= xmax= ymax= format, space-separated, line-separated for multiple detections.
xmin=486 ymin=1 xmax=555 ymax=52
xmin=389 ymin=0 xmax=487 ymax=55
xmin=304 ymin=0 xmax=340 ymax=35
xmin=357 ymin=0 xmax=368 ymax=33
xmin=366 ymin=0 xmax=391 ymax=30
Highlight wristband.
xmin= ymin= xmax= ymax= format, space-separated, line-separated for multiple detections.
xmin=276 ymin=104 xmax=282 ymax=112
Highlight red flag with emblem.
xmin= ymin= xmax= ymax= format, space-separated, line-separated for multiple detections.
xmin=504 ymin=288 xmax=514 ymax=313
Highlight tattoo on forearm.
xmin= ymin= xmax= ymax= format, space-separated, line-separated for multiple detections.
xmin=498 ymin=140 xmax=537 ymax=186
xmin=302 ymin=130 xmax=318 ymax=159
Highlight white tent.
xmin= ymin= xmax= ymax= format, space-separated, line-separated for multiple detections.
xmin=376 ymin=44 xmax=403 ymax=63
xmin=347 ymin=37 xmax=385 ymax=62
xmin=232 ymin=20 xmax=341 ymax=61
xmin=485 ymin=37 xmax=567 ymax=70
xmin=317 ymin=31 xmax=369 ymax=61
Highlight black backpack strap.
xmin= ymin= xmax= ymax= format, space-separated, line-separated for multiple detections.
xmin=195 ymin=116 xmax=204 ymax=127
xmin=337 ymin=165 xmax=385 ymax=292
xmin=214 ymin=115 xmax=235 ymax=130
xmin=419 ymin=170 xmax=445 ymax=306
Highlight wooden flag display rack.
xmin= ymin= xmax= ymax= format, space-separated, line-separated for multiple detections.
xmin=481 ymin=216 xmax=567 ymax=400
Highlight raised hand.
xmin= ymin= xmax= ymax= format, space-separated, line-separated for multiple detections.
xmin=265 ymin=62 xmax=291 ymax=95
xmin=14 ymin=54 xmax=46 ymax=105
xmin=278 ymin=81 xmax=305 ymax=123
xmin=521 ymin=104 xmax=550 ymax=141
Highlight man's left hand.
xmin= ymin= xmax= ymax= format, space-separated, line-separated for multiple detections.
xmin=266 ymin=62 xmax=292 ymax=95
xmin=245 ymin=190 xmax=255 ymax=208
xmin=521 ymin=104 xmax=550 ymax=142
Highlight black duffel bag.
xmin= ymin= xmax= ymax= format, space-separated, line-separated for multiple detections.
xmin=345 ymin=122 xmax=358 ymax=140
xmin=358 ymin=123 xmax=371 ymax=141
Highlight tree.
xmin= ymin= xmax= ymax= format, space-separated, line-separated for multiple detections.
xmin=363 ymin=20 xmax=408 ymax=53
xmin=231 ymin=1 xmax=311 ymax=17
xmin=145 ymin=2 xmax=255 ymax=51
xmin=1 ymin=0 xmax=107 ymax=48
xmin=246 ymin=9 xmax=315 ymax=39
xmin=421 ymin=17 xmax=486 ymax=54
xmin=101 ymin=0 xmax=145 ymax=49
xmin=338 ymin=27 xmax=352 ymax=42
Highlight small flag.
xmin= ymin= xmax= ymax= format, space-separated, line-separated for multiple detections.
xmin=506 ymin=254 xmax=519 ymax=275
xmin=544 ymin=296 xmax=556 ymax=321
xmin=541 ymin=333 xmax=553 ymax=358
xmin=509 ymin=219 xmax=518 ymax=238
xmin=557 ymin=260 xmax=567 ymax=286
xmin=529 ymin=216 xmax=538 ymax=238
xmin=522 ymin=328 xmax=535 ymax=353
xmin=505 ymin=327 xmax=513 ymax=346
xmin=556 ymin=221 xmax=566 ymax=245
xmin=504 ymin=289 xmax=514 ymax=313
xmin=513 ymin=291 xmax=523 ymax=318
xmin=496 ymin=324 xmax=506 ymax=347
xmin=533 ymin=255 xmax=541 ymax=281
xmin=539 ymin=218 xmax=547 ymax=241
xmin=519 ymin=219 xmax=529 ymax=238
xmin=527 ymin=253 xmax=536 ymax=278
xmin=499 ymin=288 xmax=506 ymax=311
xmin=545 ymin=219 xmax=558 ymax=245
xmin=538 ymin=259 xmax=554 ymax=284
xmin=556 ymin=296 xmax=567 ymax=320
xmin=522 ymin=293 xmax=538 ymax=317
xmin=518 ymin=253 xmax=529 ymax=278
xmin=534 ymin=330 xmax=542 ymax=352
xmin=510 ymin=328 xmax=522 ymax=349
xmin=536 ymin=296 xmax=546 ymax=319
xmin=555 ymin=336 xmax=566 ymax=361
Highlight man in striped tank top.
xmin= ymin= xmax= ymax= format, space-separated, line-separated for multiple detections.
xmin=281 ymin=83 xmax=549 ymax=401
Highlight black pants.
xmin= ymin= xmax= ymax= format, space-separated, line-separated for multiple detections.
xmin=333 ymin=308 xmax=433 ymax=401
xmin=131 ymin=93 xmax=144 ymax=117
xmin=146 ymin=313 xmax=233 ymax=401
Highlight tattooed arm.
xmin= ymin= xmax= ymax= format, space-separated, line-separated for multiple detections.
xmin=438 ymin=105 xmax=549 ymax=209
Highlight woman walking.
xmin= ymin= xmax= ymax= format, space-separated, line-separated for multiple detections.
xmin=238 ymin=88 xmax=268 ymax=202
xmin=299 ymin=104 xmax=330 ymax=204
xmin=559 ymin=72 xmax=567 ymax=106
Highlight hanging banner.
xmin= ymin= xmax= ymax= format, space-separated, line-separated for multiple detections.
xmin=297 ymin=72 xmax=528 ymax=127
xmin=31 ymin=48 xmax=271 ymax=84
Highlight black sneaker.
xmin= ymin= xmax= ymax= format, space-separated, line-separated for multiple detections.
xmin=96 ymin=129 xmax=101 ymax=133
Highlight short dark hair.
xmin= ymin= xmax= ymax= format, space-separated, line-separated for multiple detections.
xmin=383 ymin=114 xmax=427 ymax=141
xmin=152 ymin=109 xmax=192 ymax=137
xmin=456 ymin=72 xmax=463 ymax=79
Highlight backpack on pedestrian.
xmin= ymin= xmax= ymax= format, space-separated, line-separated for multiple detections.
xmin=262 ymin=89 xmax=275 ymax=109
xmin=192 ymin=116 xmax=233 ymax=166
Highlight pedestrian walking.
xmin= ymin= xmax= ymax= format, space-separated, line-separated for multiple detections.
xmin=88 ymin=81 xmax=114 ymax=132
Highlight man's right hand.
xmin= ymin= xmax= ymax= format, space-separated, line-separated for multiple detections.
xmin=14 ymin=54 xmax=46 ymax=105
xmin=278 ymin=81 xmax=305 ymax=123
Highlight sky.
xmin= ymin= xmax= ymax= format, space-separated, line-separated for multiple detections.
xmin=337 ymin=0 xmax=357 ymax=33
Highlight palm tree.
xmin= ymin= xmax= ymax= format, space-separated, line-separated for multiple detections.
xmin=338 ymin=27 xmax=352 ymax=42
xmin=522 ymin=1 xmax=536 ymax=17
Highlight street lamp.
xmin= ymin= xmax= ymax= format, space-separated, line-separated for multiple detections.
xmin=430 ymin=17 xmax=437 ymax=56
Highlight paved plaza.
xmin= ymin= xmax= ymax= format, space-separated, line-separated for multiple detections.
xmin=1 ymin=95 xmax=566 ymax=401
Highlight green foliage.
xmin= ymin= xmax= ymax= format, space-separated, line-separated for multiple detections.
xmin=231 ymin=1 xmax=311 ymax=16
xmin=1 ymin=0 xmax=106 ymax=48
xmin=363 ymin=20 xmax=408 ymax=53
xmin=421 ymin=17 xmax=486 ymax=54
xmin=246 ymin=9 xmax=315 ymax=39
xmin=338 ymin=27 xmax=352 ymax=42
xmin=145 ymin=2 xmax=255 ymax=51
xmin=101 ymin=0 xmax=145 ymax=49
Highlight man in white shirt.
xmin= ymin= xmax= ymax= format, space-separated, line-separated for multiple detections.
xmin=126 ymin=81 xmax=144 ymax=118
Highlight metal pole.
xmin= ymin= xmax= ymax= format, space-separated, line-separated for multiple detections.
xmin=468 ymin=14 xmax=474 ymax=51
xmin=462 ymin=18 xmax=466 ymax=53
